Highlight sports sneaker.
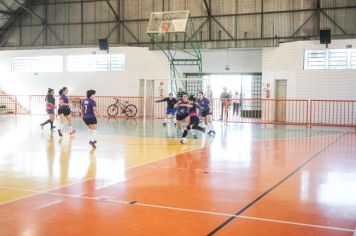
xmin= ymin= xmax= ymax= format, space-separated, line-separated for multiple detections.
xmin=40 ymin=124 xmax=44 ymax=130
xmin=180 ymin=138 xmax=187 ymax=144
xmin=193 ymin=134 xmax=198 ymax=139
xmin=89 ymin=141 xmax=96 ymax=148
xmin=208 ymin=130 xmax=216 ymax=136
xmin=58 ymin=129 xmax=63 ymax=137
xmin=163 ymin=123 xmax=167 ymax=126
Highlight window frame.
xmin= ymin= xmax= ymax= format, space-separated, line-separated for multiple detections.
xmin=304 ymin=49 xmax=356 ymax=70
xmin=67 ymin=54 xmax=125 ymax=72
xmin=11 ymin=56 xmax=64 ymax=72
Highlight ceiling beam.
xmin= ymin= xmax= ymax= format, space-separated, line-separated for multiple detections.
xmin=0 ymin=10 xmax=14 ymax=16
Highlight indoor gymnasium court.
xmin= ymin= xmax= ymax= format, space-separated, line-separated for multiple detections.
xmin=0 ymin=1 xmax=356 ymax=236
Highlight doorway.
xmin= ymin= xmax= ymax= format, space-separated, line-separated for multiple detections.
xmin=275 ymin=79 xmax=287 ymax=123
xmin=139 ymin=79 xmax=154 ymax=119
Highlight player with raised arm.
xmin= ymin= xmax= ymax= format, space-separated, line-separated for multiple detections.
xmin=155 ymin=93 xmax=177 ymax=126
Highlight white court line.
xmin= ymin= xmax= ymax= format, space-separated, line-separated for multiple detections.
xmin=0 ymin=185 xmax=354 ymax=233
xmin=238 ymin=215 xmax=355 ymax=233
xmin=0 ymin=185 xmax=130 ymax=204
xmin=0 ymin=143 xmax=209 ymax=205
xmin=94 ymin=144 xmax=209 ymax=191
xmin=133 ymin=202 xmax=354 ymax=233
xmin=0 ymin=177 xmax=96 ymax=206
xmin=148 ymin=165 xmax=216 ymax=173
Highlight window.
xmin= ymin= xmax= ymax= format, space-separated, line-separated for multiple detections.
xmin=304 ymin=49 xmax=356 ymax=70
xmin=67 ymin=54 xmax=125 ymax=72
xmin=328 ymin=49 xmax=347 ymax=69
xmin=12 ymin=56 xmax=63 ymax=72
xmin=351 ymin=51 xmax=356 ymax=69
xmin=304 ymin=50 xmax=326 ymax=69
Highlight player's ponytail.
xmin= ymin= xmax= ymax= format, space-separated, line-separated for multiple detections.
xmin=59 ymin=87 xmax=67 ymax=95
xmin=46 ymin=88 xmax=54 ymax=101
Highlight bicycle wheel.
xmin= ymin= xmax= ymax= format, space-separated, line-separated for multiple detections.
xmin=107 ymin=104 xmax=119 ymax=117
xmin=124 ymin=104 xmax=137 ymax=117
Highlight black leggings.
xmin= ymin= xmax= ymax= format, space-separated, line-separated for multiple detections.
xmin=182 ymin=116 xmax=205 ymax=138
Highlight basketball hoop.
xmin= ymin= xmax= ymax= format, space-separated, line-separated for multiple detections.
xmin=161 ymin=22 xmax=169 ymax=33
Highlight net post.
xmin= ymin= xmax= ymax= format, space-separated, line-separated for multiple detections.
xmin=143 ymin=79 xmax=147 ymax=122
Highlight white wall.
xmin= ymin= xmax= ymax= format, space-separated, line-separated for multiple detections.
xmin=201 ymin=49 xmax=262 ymax=74
xmin=0 ymin=47 xmax=170 ymax=96
xmin=262 ymin=39 xmax=356 ymax=100
xmin=0 ymin=47 xmax=262 ymax=97
xmin=173 ymin=48 xmax=262 ymax=75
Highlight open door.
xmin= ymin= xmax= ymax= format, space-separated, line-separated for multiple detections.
xmin=140 ymin=79 xmax=154 ymax=120
xmin=275 ymin=80 xmax=287 ymax=123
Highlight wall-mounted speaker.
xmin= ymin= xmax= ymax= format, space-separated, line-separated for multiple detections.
xmin=320 ymin=30 xmax=331 ymax=44
xmin=98 ymin=38 xmax=108 ymax=51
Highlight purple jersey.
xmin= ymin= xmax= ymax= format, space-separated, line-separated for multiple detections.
xmin=59 ymin=94 xmax=69 ymax=108
xmin=198 ymin=97 xmax=210 ymax=111
xmin=177 ymin=100 xmax=190 ymax=115
xmin=82 ymin=98 xmax=96 ymax=118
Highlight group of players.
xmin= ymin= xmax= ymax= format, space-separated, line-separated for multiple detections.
xmin=40 ymin=87 xmax=98 ymax=148
xmin=155 ymin=90 xmax=215 ymax=144
xmin=40 ymin=87 xmax=215 ymax=147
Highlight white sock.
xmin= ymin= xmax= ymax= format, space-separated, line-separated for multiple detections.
xmin=69 ymin=125 xmax=73 ymax=132
xmin=92 ymin=130 xmax=97 ymax=141
xmin=168 ymin=115 xmax=173 ymax=123
xmin=88 ymin=129 xmax=93 ymax=142
xmin=58 ymin=121 xmax=63 ymax=130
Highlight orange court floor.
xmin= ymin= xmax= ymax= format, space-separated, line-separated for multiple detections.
xmin=0 ymin=115 xmax=355 ymax=236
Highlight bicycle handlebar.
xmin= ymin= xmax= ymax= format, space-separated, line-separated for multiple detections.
xmin=114 ymin=98 xmax=129 ymax=104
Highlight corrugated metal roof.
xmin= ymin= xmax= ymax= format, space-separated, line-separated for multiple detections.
xmin=0 ymin=0 xmax=26 ymax=28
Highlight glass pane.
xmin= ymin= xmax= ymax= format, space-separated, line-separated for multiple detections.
xmin=67 ymin=55 xmax=124 ymax=72
xmin=12 ymin=56 xmax=63 ymax=72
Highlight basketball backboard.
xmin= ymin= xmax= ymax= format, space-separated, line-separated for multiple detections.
xmin=146 ymin=11 xmax=190 ymax=34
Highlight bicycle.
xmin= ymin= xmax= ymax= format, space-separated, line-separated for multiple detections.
xmin=107 ymin=98 xmax=137 ymax=118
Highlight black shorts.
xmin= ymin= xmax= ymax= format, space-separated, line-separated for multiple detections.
xmin=189 ymin=116 xmax=200 ymax=126
xmin=83 ymin=117 xmax=97 ymax=126
xmin=46 ymin=109 xmax=55 ymax=115
xmin=176 ymin=113 xmax=189 ymax=121
xmin=201 ymin=109 xmax=211 ymax=117
xmin=58 ymin=108 xmax=71 ymax=116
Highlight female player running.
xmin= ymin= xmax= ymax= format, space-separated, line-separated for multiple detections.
xmin=40 ymin=88 xmax=56 ymax=131
xmin=174 ymin=94 xmax=190 ymax=133
xmin=57 ymin=87 xmax=76 ymax=137
xmin=155 ymin=93 xmax=177 ymax=126
xmin=180 ymin=95 xmax=206 ymax=144
xmin=82 ymin=90 xmax=98 ymax=148
xmin=197 ymin=91 xmax=215 ymax=136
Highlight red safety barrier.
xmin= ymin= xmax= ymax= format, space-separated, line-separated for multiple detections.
xmin=0 ymin=95 xmax=17 ymax=115
xmin=310 ymin=100 xmax=356 ymax=127
xmin=217 ymin=98 xmax=309 ymax=125
xmin=2 ymin=94 xmax=356 ymax=128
